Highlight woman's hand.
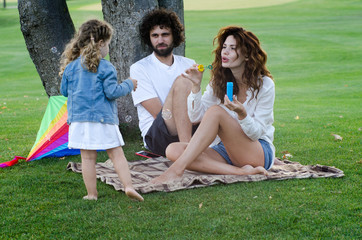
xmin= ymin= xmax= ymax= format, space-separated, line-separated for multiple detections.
xmin=224 ymin=95 xmax=247 ymax=120
xmin=181 ymin=64 xmax=203 ymax=93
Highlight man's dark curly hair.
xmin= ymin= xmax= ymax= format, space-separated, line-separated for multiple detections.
xmin=140 ymin=8 xmax=185 ymax=48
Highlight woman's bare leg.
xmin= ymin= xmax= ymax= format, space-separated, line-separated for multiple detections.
xmin=151 ymin=106 xmax=266 ymax=184
xmin=167 ymin=143 xmax=267 ymax=175
xmin=81 ymin=150 xmax=98 ymax=200
xmin=107 ymin=147 xmax=144 ymax=202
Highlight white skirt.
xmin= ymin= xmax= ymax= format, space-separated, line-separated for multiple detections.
xmin=68 ymin=122 xmax=125 ymax=150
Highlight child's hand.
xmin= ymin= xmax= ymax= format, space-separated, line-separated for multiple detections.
xmin=130 ymin=78 xmax=137 ymax=91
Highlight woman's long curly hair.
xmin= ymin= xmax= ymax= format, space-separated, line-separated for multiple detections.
xmin=59 ymin=19 xmax=113 ymax=76
xmin=211 ymin=26 xmax=273 ymax=103
xmin=139 ymin=8 xmax=185 ymax=48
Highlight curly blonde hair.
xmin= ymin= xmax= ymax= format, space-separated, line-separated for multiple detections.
xmin=211 ymin=26 xmax=273 ymax=103
xmin=59 ymin=19 xmax=113 ymax=76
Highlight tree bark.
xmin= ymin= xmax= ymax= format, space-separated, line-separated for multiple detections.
xmin=18 ymin=0 xmax=74 ymax=97
xmin=159 ymin=0 xmax=185 ymax=56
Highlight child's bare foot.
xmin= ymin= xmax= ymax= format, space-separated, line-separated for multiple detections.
xmin=83 ymin=195 xmax=98 ymax=200
xmin=125 ymin=187 xmax=144 ymax=202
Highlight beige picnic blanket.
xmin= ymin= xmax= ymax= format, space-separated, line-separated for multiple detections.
xmin=66 ymin=157 xmax=344 ymax=193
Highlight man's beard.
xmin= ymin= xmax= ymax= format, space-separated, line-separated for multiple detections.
xmin=152 ymin=43 xmax=174 ymax=57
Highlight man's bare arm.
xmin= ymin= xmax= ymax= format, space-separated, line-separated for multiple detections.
xmin=141 ymin=97 xmax=162 ymax=119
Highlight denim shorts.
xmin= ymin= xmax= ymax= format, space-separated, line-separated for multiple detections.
xmin=145 ymin=111 xmax=199 ymax=156
xmin=211 ymin=139 xmax=273 ymax=170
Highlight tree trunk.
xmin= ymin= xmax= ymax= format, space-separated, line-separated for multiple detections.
xmin=159 ymin=0 xmax=185 ymax=56
xmin=102 ymin=0 xmax=185 ymax=128
xmin=18 ymin=0 xmax=185 ymax=129
xmin=18 ymin=0 xmax=74 ymax=97
xmin=102 ymin=0 xmax=158 ymax=129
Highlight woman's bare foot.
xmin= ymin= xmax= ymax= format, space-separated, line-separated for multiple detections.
xmin=239 ymin=165 xmax=268 ymax=175
xmin=83 ymin=195 xmax=98 ymax=200
xmin=150 ymin=169 xmax=182 ymax=185
xmin=274 ymin=158 xmax=285 ymax=165
xmin=254 ymin=166 xmax=268 ymax=175
xmin=125 ymin=187 xmax=144 ymax=202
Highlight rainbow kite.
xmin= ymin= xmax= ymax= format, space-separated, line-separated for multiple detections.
xmin=0 ymin=96 xmax=80 ymax=168
xmin=26 ymin=95 xmax=80 ymax=161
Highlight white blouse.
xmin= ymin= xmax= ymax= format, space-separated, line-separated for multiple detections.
xmin=187 ymin=76 xmax=275 ymax=158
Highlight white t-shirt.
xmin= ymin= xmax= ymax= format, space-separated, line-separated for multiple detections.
xmin=187 ymin=76 xmax=276 ymax=159
xmin=131 ymin=52 xmax=195 ymax=140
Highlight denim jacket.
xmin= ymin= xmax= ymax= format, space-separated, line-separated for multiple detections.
xmin=60 ymin=57 xmax=133 ymax=125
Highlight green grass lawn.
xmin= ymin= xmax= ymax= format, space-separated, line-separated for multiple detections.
xmin=1 ymin=0 xmax=361 ymax=239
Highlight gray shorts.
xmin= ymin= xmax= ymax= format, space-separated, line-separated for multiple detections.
xmin=145 ymin=111 xmax=199 ymax=156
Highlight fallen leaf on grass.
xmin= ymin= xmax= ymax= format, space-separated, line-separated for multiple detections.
xmin=331 ymin=133 xmax=343 ymax=141
xmin=331 ymin=191 xmax=342 ymax=194
xmin=282 ymin=153 xmax=293 ymax=159
xmin=281 ymin=151 xmax=293 ymax=159
xmin=199 ymin=202 xmax=203 ymax=209
xmin=294 ymin=116 xmax=299 ymax=120
xmin=2 ymin=106 xmax=7 ymax=109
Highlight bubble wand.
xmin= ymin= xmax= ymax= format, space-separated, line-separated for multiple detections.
xmin=197 ymin=64 xmax=212 ymax=72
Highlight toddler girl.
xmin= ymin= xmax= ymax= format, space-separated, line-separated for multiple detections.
xmin=60 ymin=19 xmax=143 ymax=201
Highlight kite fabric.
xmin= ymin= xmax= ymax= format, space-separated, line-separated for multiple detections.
xmin=0 ymin=96 xmax=80 ymax=168
xmin=0 ymin=156 xmax=26 ymax=168
xmin=26 ymin=95 xmax=80 ymax=161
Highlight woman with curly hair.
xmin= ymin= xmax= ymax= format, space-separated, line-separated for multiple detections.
xmin=151 ymin=26 xmax=275 ymax=184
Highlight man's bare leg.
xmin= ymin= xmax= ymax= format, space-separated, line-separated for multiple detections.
xmin=162 ymin=75 xmax=193 ymax=142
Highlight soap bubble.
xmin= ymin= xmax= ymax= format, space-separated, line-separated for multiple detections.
xmin=125 ymin=115 xmax=132 ymax=123
xmin=50 ymin=47 xmax=58 ymax=53
xmin=162 ymin=109 xmax=172 ymax=120
xmin=50 ymin=47 xmax=61 ymax=56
